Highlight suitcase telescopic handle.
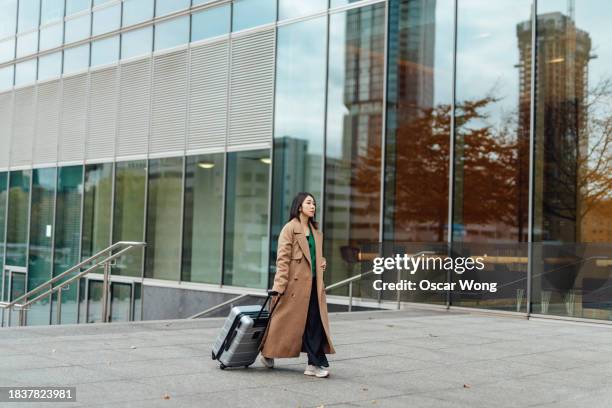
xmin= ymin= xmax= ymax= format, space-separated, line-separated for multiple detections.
xmin=255 ymin=290 xmax=281 ymax=322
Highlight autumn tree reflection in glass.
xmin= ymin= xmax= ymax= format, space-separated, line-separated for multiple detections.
xmin=384 ymin=0 xmax=454 ymax=243
xmin=324 ymin=4 xmax=385 ymax=294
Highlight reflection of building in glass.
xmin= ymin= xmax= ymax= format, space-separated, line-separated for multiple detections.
xmin=272 ymin=136 xmax=322 ymax=220
xmin=387 ymin=0 xmax=435 ymax=115
xmin=518 ymin=12 xmax=592 ymax=242
xmin=323 ymin=4 xmax=385 ymax=290
xmin=385 ymin=0 xmax=443 ymax=242
xmin=328 ymin=5 xmax=384 ymax=243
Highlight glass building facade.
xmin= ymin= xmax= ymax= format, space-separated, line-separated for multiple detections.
xmin=0 ymin=0 xmax=611 ymax=325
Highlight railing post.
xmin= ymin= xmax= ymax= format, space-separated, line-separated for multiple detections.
xmin=18 ymin=308 xmax=24 ymax=327
xmin=57 ymin=288 xmax=62 ymax=325
xmin=101 ymin=260 xmax=111 ymax=323
xmin=348 ymin=281 xmax=353 ymax=312
xmin=48 ymin=287 xmax=52 ymax=325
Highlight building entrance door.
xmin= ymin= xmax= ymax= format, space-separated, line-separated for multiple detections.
xmin=1 ymin=265 xmax=27 ymax=327
xmin=84 ymin=278 xmax=138 ymax=323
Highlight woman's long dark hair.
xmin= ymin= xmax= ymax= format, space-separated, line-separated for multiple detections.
xmin=288 ymin=192 xmax=319 ymax=229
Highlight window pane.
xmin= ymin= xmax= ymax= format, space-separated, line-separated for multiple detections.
xmin=6 ymin=170 xmax=31 ymax=267
xmin=82 ymin=163 xmax=112 ymax=259
xmin=15 ymin=58 xmax=37 ymax=85
xmin=384 ymin=0 xmax=454 ymax=243
xmin=113 ymin=160 xmax=146 ymax=277
xmin=324 ymin=5 xmax=385 ymax=294
xmin=91 ymin=35 xmax=118 ymax=66
xmin=192 ymin=0 xmax=216 ymax=5
xmin=279 ymin=0 xmax=326 ymax=21
xmin=182 ymin=154 xmax=224 ymax=284
xmin=66 ymin=0 xmax=90 ymax=16
xmin=534 ymin=0 xmax=612 ymax=244
xmin=0 ymin=37 xmax=15 ymax=63
xmin=154 ymin=15 xmax=189 ymax=51
xmin=39 ymin=22 xmax=63 ymax=51
xmin=232 ymin=0 xmax=276 ymax=32
xmin=223 ymin=150 xmax=270 ymax=289
xmin=0 ymin=172 xmax=8 ymax=266
xmin=53 ymin=165 xmax=83 ymax=325
xmin=17 ymin=0 xmax=40 ymax=33
xmin=0 ymin=0 xmax=18 ymax=37
xmin=122 ymin=0 xmax=154 ymax=27
xmin=93 ymin=0 xmax=111 ymax=5
xmin=453 ymin=0 xmax=531 ymax=243
xmin=92 ymin=3 xmax=120 ymax=36
xmin=110 ymin=282 xmax=131 ymax=322
xmin=65 ymin=13 xmax=91 ymax=43
xmin=270 ymin=16 xmax=326 ymax=280
xmin=27 ymin=167 xmax=56 ymax=326
xmin=38 ymin=51 xmax=62 ymax=80
xmin=530 ymin=1 xmax=612 ymax=320
xmin=41 ymin=0 xmax=65 ymax=25
xmin=121 ymin=25 xmax=152 ymax=59
xmin=145 ymin=157 xmax=183 ymax=281
xmin=155 ymin=0 xmax=189 ymax=17
xmin=63 ymin=43 xmax=89 ymax=74
xmin=16 ymin=30 xmax=38 ymax=58
xmin=191 ymin=4 xmax=230 ymax=42
xmin=0 ymin=65 xmax=14 ymax=90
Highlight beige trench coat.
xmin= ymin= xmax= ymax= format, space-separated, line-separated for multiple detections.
xmin=260 ymin=218 xmax=336 ymax=358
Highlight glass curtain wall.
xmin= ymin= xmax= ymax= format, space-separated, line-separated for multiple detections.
xmin=453 ymin=0 xmax=531 ymax=244
xmin=52 ymin=165 xmax=83 ymax=324
xmin=532 ymin=0 xmax=612 ymax=320
xmin=324 ymin=4 xmax=386 ymax=296
xmin=182 ymin=153 xmax=224 ymax=284
xmin=6 ymin=170 xmax=31 ymax=267
xmin=113 ymin=160 xmax=146 ymax=277
xmin=270 ymin=16 xmax=327 ymax=284
xmin=82 ymin=163 xmax=113 ymax=260
xmin=450 ymin=0 xmax=532 ymax=311
xmin=145 ymin=157 xmax=183 ymax=281
xmin=383 ymin=0 xmax=454 ymax=305
xmin=384 ymin=0 xmax=454 ymax=243
xmin=223 ymin=150 xmax=270 ymax=289
xmin=0 ymin=1 xmax=17 ymax=38
xmin=278 ymin=0 xmax=326 ymax=21
xmin=27 ymin=168 xmax=56 ymax=325
xmin=232 ymin=0 xmax=276 ymax=32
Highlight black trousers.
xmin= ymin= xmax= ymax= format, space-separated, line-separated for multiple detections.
xmin=301 ymin=276 xmax=329 ymax=367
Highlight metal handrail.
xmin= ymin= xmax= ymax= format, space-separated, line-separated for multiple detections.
xmin=0 ymin=241 xmax=145 ymax=327
xmin=325 ymin=251 xmax=435 ymax=312
xmin=189 ymin=294 xmax=250 ymax=319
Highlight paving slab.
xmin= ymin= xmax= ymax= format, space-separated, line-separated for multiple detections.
xmin=1 ymin=307 xmax=611 ymax=407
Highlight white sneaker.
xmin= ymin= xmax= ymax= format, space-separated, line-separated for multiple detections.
xmin=260 ymin=354 xmax=274 ymax=369
xmin=304 ymin=364 xmax=329 ymax=378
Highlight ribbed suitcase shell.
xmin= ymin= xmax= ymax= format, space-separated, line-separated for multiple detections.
xmin=212 ymin=304 xmax=271 ymax=369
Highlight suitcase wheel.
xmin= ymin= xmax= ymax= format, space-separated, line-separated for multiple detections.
xmin=219 ymin=363 xmax=226 ymax=370
xmin=244 ymin=365 xmax=250 ymax=369
xmin=211 ymin=351 xmax=215 ymax=360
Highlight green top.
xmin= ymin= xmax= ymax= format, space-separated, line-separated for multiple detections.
xmin=307 ymin=224 xmax=316 ymax=277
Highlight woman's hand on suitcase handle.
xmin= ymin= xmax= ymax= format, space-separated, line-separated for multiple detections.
xmin=268 ymin=290 xmax=282 ymax=297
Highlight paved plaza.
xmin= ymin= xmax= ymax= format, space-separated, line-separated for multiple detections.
xmin=1 ymin=307 xmax=612 ymax=407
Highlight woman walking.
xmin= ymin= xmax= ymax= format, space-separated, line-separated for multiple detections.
xmin=259 ymin=192 xmax=335 ymax=378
